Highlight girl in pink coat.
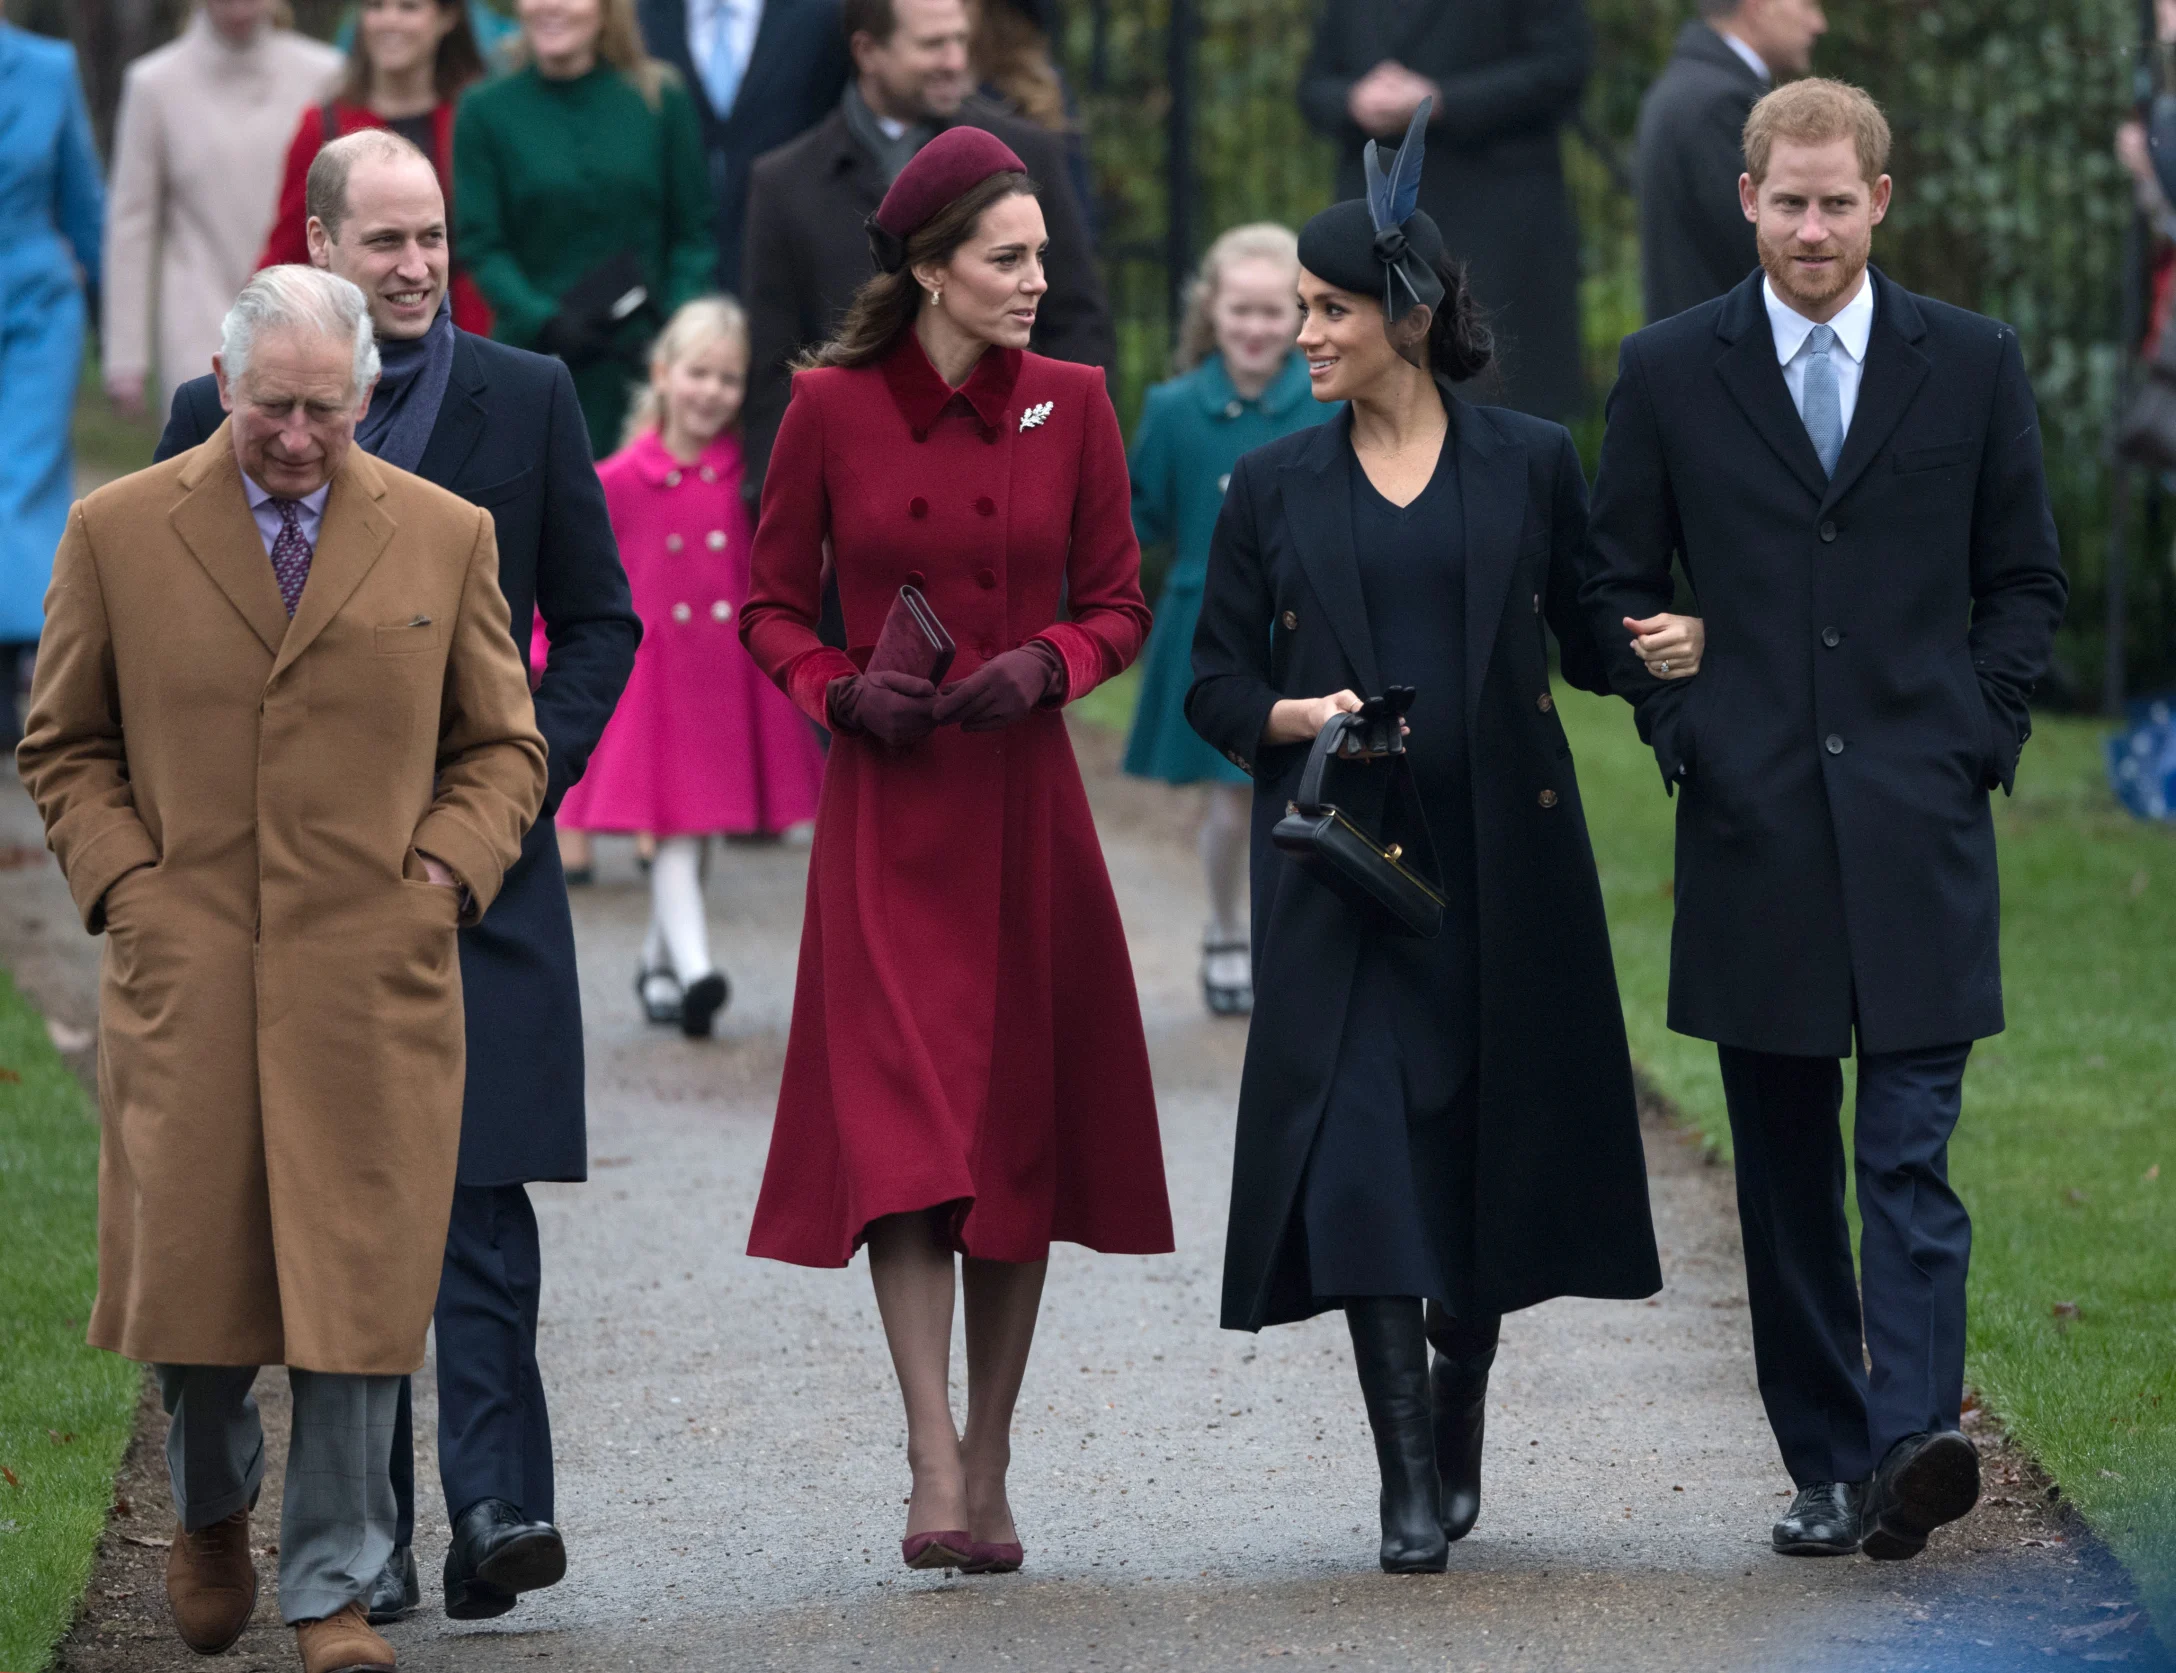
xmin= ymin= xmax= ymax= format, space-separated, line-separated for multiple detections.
xmin=558 ymin=298 xmax=826 ymax=1036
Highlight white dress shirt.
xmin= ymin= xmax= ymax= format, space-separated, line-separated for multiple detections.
xmin=1718 ymin=28 xmax=1773 ymax=84
xmin=1764 ymin=272 xmax=1875 ymax=439
xmin=240 ymin=473 xmax=328 ymax=558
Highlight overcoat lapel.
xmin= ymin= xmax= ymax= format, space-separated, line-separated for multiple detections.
xmin=171 ymin=426 xmax=291 ymax=660
xmin=1820 ymin=274 xmax=1929 ymax=513
xmin=1282 ymin=416 xmax=1383 ymax=698
xmin=1452 ymin=392 xmax=1524 ymax=723
xmin=1711 ymin=276 xmax=1830 ymax=502
xmin=413 ymin=333 xmax=490 ymax=491
xmin=272 ymin=449 xmax=395 ymax=679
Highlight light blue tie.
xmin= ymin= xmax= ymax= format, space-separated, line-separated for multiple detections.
xmin=695 ymin=0 xmax=744 ymax=118
xmin=1800 ymin=324 xmax=1843 ymax=478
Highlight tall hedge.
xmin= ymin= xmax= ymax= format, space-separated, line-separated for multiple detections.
xmin=1064 ymin=0 xmax=2169 ymax=697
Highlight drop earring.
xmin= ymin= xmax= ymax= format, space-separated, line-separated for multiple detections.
xmin=927 ymin=286 xmax=942 ymax=309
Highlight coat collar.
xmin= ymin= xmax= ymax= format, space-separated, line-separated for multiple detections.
xmin=880 ymin=332 xmax=1022 ymax=439
xmin=1712 ymin=265 xmax=1927 ymax=509
xmin=413 ymin=328 xmax=490 ymax=488
xmin=623 ymin=424 xmax=742 ymax=486
xmin=1189 ymin=351 xmax=1314 ymax=421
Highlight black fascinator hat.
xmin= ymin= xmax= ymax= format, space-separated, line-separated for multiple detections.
xmin=1297 ymin=101 xmax=1448 ymax=355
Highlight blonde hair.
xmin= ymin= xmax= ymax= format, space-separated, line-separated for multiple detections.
xmin=1743 ymin=77 xmax=1892 ymax=187
xmin=1173 ymin=222 xmax=1301 ymax=372
xmin=622 ymin=296 xmax=749 ymax=449
xmin=511 ymin=0 xmax=671 ymax=105
xmin=969 ymin=0 xmax=1069 ymax=132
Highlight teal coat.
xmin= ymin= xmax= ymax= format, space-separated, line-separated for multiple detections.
xmin=1123 ymin=352 xmax=1330 ymax=784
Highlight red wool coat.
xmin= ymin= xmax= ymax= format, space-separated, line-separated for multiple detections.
xmin=739 ymin=336 xmax=1174 ymax=1266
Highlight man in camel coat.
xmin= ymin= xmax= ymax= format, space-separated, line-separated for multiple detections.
xmin=19 ymin=265 xmax=545 ymax=1673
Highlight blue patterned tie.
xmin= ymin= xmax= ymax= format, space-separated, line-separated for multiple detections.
xmin=268 ymin=498 xmax=313 ymax=616
xmin=1800 ymin=324 xmax=1844 ymax=478
xmin=696 ymin=0 xmax=744 ymax=118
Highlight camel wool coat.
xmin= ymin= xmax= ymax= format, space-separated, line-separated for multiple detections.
xmin=18 ymin=426 xmax=546 ymax=1375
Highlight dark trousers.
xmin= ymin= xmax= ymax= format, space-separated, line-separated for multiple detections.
xmin=1718 ymin=1040 xmax=1974 ymax=1488
xmin=388 ymin=1182 xmax=555 ymax=1540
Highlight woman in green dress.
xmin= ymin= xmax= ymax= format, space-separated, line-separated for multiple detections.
xmin=455 ymin=0 xmax=714 ymax=454
xmin=1123 ymin=223 xmax=1332 ymax=1016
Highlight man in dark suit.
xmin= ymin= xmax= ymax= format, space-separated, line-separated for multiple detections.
xmin=740 ymin=0 xmax=1112 ymax=493
xmin=158 ymin=132 xmax=639 ymax=1624
xmin=1299 ymin=0 xmax=1590 ymax=421
xmin=1583 ymin=80 xmax=2066 ymax=1564
xmin=636 ymin=0 xmax=851 ymax=293
xmin=1635 ymin=0 xmax=1826 ymax=322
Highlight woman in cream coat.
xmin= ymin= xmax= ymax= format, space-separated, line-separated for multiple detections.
xmin=101 ymin=0 xmax=342 ymax=416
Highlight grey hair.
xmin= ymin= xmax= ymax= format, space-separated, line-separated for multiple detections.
xmin=219 ymin=265 xmax=381 ymax=402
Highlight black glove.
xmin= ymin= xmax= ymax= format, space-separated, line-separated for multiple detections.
xmin=537 ymin=309 xmax=608 ymax=366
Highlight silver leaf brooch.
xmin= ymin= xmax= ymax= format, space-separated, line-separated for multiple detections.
xmin=1018 ymin=400 xmax=1054 ymax=432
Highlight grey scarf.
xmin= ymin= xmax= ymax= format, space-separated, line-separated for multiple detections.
xmin=356 ymin=295 xmax=457 ymax=474
xmin=841 ymin=82 xmax=933 ymax=187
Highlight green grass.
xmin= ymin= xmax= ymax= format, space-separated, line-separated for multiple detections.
xmin=71 ymin=358 xmax=160 ymax=488
xmin=1561 ymin=683 xmax=2176 ymax=1638
xmin=0 ymin=971 xmax=138 ymax=1673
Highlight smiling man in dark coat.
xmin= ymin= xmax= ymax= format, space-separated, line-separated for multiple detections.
xmin=1583 ymin=81 xmax=2066 ymax=1564
xmin=158 ymin=131 xmax=638 ymax=1624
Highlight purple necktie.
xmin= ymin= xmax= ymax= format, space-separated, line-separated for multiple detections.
xmin=268 ymin=498 xmax=314 ymax=617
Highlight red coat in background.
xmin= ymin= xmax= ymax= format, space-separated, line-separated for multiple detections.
xmin=739 ymin=335 xmax=1174 ymax=1267
xmin=258 ymin=99 xmax=493 ymax=336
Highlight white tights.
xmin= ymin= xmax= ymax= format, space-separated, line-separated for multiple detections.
xmin=641 ymin=836 xmax=715 ymax=982
xmin=1199 ymin=784 xmax=1250 ymax=943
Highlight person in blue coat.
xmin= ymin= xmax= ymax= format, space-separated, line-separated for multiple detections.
xmin=1124 ymin=223 xmax=1331 ymax=1016
xmin=158 ymin=132 xmax=639 ymax=1626
xmin=0 ymin=17 xmax=103 ymax=750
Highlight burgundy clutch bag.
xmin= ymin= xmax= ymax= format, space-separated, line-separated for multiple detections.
xmin=866 ymin=584 xmax=956 ymax=685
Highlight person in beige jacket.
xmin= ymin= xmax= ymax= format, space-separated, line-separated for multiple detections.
xmin=19 ymin=266 xmax=545 ymax=1673
xmin=101 ymin=0 xmax=342 ymax=418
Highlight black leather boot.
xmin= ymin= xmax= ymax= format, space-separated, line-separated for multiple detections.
xmin=1346 ymin=1298 xmax=1450 ymax=1574
xmin=1425 ymin=1304 xmax=1499 ymax=1543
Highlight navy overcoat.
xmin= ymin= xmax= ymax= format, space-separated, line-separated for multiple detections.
xmin=1579 ymin=270 xmax=2068 ymax=1058
xmin=159 ymin=329 xmax=640 ymax=1185
xmin=1187 ymin=387 xmax=1661 ymax=1330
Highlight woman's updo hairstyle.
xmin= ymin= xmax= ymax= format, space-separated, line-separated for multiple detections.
xmin=1424 ymin=252 xmax=1493 ymax=383
xmin=800 ymin=128 xmax=1038 ymax=371
xmin=1298 ymin=195 xmax=1493 ymax=383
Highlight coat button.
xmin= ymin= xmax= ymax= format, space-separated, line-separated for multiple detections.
xmin=1532 ymin=592 xmax=1542 ymax=614
xmin=707 ymin=530 xmax=727 ymax=551
xmin=671 ymin=602 xmax=692 ymax=623
xmin=711 ymin=600 xmax=732 ymax=621
xmin=906 ymin=569 xmax=926 ymax=587
xmin=1281 ymin=610 xmax=1298 ymax=630
xmin=1223 ymin=399 xmax=1244 ymax=419
xmin=665 ymin=470 xmax=682 ymax=487
xmin=1537 ymin=692 xmax=1555 ymax=713
xmin=975 ymin=496 xmax=996 ymax=516
xmin=665 ymin=533 xmax=683 ymax=552
xmin=1821 ymin=626 xmax=1841 ymax=647
xmin=1538 ymin=788 xmax=1559 ymax=809
xmin=699 ymin=465 xmax=717 ymax=482
xmin=978 ymin=641 xmax=997 ymax=659
xmin=912 ymin=426 xmax=929 ymax=443
xmin=1819 ymin=520 xmax=1838 ymax=543
xmin=909 ymin=497 xmax=928 ymax=518
xmin=977 ymin=568 xmax=997 ymax=589
xmin=1825 ymin=733 xmax=1845 ymax=755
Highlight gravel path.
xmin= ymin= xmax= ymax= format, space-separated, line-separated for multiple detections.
xmin=10 ymin=726 xmax=2165 ymax=1673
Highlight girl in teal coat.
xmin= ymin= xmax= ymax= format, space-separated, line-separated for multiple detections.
xmin=1124 ymin=224 xmax=1330 ymax=1015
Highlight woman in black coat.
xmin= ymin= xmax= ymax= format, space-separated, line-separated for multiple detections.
xmin=1186 ymin=166 xmax=1693 ymax=1574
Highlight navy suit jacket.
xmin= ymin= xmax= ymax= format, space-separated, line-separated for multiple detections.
xmin=637 ymin=0 xmax=849 ymax=294
xmin=159 ymin=332 xmax=640 ymax=1186
xmin=1580 ymin=269 xmax=2068 ymax=1058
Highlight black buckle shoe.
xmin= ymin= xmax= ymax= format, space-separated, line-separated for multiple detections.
xmin=636 ymin=965 xmax=683 ymax=1026
xmin=1862 ymin=1431 xmax=1980 ymax=1561
xmin=443 ymin=1499 xmax=566 ymax=1621
xmin=1772 ymin=1481 xmax=1863 ymax=1555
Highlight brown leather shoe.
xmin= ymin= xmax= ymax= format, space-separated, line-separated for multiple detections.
xmin=164 ymin=1505 xmax=258 ymax=1654
xmin=294 ymin=1602 xmax=396 ymax=1673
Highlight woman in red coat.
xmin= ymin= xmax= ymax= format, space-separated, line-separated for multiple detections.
xmin=740 ymin=129 xmax=1173 ymax=1575
xmin=256 ymin=0 xmax=493 ymax=335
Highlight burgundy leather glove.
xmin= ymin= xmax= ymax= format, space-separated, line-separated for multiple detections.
xmin=827 ymin=669 xmax=939 ymax=747
xmin=932 ymin=643 xmax=1064 ymax=733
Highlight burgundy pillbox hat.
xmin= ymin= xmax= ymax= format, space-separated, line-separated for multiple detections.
xmin=865 ymin=127 xmax=1029 ymax=274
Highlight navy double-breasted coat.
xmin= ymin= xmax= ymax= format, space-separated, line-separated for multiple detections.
xmin=1187 ymin=387 xmax=1661 ymax=1330
xmin=159 ymin=330 xmax=640 ymax=1185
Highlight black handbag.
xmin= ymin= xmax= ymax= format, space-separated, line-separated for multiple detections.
xmin=1271 ymin=692 xmax=1445 ymax=938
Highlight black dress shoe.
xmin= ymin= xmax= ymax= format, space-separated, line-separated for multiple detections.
xmin=680 ymin=971 xmax=730 ymax=1038
xmin=364 ymin=1542 xmax=421 ymax=1623
xmin=1425 ymin=1305 xmax=1498 ymax=1543
xmin=1772 ymin=1481 xmax=1864 ymax=1555
xmin=443 ymin=1499 xmax=566 ymax=1621
xmin=1346 ymin=1298 xmax=1450 ymax=1574
xmin=1862 ymin=1430 xmax=1980 ymax=1561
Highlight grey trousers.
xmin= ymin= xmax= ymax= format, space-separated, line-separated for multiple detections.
xmin=155 ymin=1364 xmax=402 ymax=1625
